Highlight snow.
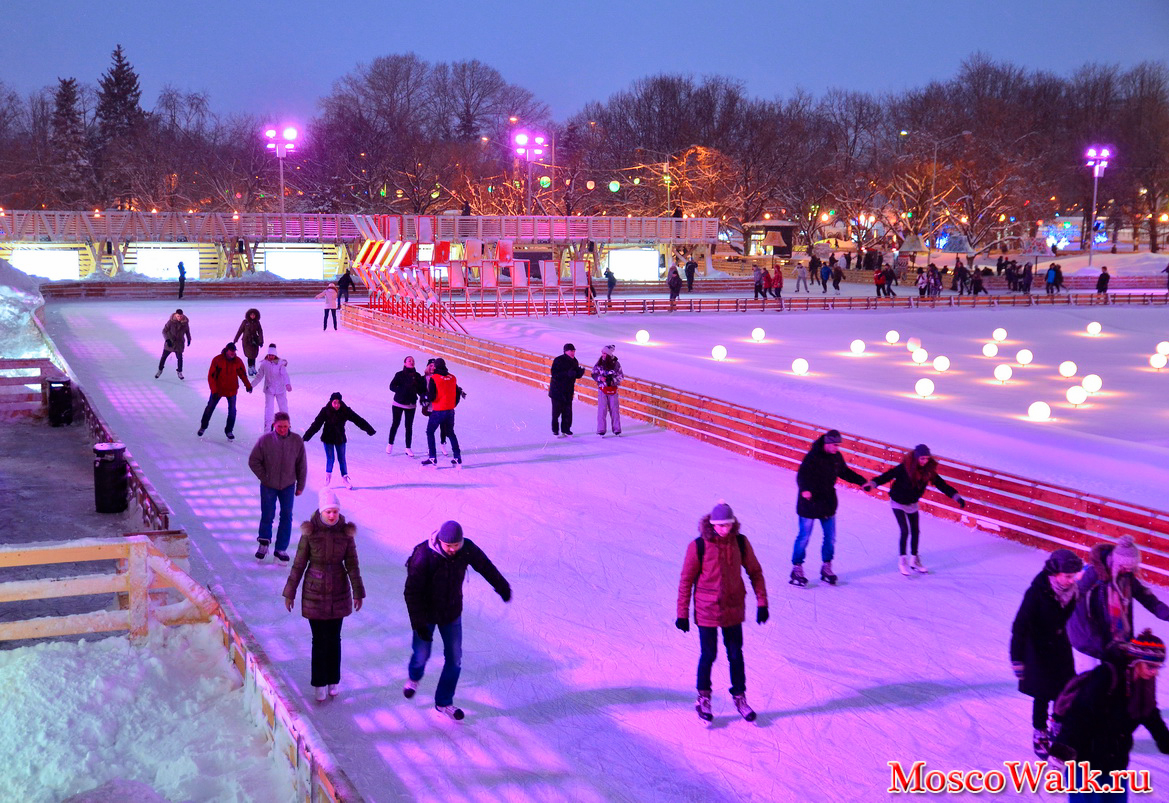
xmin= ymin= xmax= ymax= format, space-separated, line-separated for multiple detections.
xmin=16 ymin=295 xmax=1169 ymax=801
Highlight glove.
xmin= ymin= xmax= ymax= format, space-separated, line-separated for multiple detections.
xmin=954 ymin=494 xmax=967 ymax=509
xmin=369 ymin=429 xmax=377 ymax=436
xmin=757 ymin=606 xmax=769 ymax=625
xmin=414 ymin=627 xmax=433 ymax=643
xmin=1012 ymin=661 xmax=1025 ymax=680
xmin=499 ymin=587 xmax=512 ymax=603
xmin=246 ymin=387 xmax=253 ymax=393
xmin=862 ymin=481 xmax=876 ymax=492
xmin=675 ymin=617 xmax=689 ymax=633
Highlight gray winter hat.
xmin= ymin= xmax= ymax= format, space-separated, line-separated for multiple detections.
xmin=1111 ymin=535 xmax=1140 ymax=574
xmin=709 ymin=500 xmax=735 ymax=525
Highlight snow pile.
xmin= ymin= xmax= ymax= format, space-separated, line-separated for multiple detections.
xmin=0 ymin=257 xmax=49 ymax=360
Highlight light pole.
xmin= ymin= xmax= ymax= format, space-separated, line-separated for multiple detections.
xmin=265 ymin=125 xmax=298 ymax=238
xmin=1085 ymin=146 xmax=1112 ymax=267
xmin=513 ymin=130 xmax=547 ymax=215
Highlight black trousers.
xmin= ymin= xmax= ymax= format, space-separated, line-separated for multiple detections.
xmin=551 ymin=396 xmax=573 ymax=435
xmin=893 ymin=509 xmax=921 ymax=555
xmin=177 ymin=277 xmax=185 ymax=298
xmin=323 ymin=308 xmax=338 ymax=330
xmin=158 ymin=348 xmax=183 ymax=372
xmin=309 ymin=617 xmax=344 ymax=687
xmin=389 ymin=406 xmax=416 ymax=447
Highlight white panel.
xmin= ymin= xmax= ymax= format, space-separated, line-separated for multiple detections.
xmin=133 ymin=249 xmax=201 ymax=280
xmin=604 ymin=248 xmax=659 ymax=282
xmin=263 ymin=249 xmax=325 ymax=280
xmin=9 ymin=250 xmax=80 ymax=281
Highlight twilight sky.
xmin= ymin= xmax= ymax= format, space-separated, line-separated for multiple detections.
xmin=6 ymin=0 xmax=1167 ymax=123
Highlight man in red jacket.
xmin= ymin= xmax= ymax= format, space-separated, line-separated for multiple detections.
xmin=199 ymin=342 xmax=252 ymax=440
xmin=422 ymin=358 xmax=463 ymax=466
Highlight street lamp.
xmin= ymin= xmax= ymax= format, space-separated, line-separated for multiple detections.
xmin=1085 ymin=146 xmax=1112 ymax=267
xmin=513 ymin=130 xmax=547 ymax=215
xmin=264 ymin=126 xmax=298 ymax=233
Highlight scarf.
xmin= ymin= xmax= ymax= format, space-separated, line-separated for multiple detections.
xmin=1048 ymin=574 xmax=1078 ymax=608
xmin=1107 ymin=573 xmax=1134 ymax=644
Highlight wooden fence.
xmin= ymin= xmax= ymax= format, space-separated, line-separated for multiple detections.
xmin=0 ymin=357 xmax=57 ymax=416
xmin=343 ymin=305 xmax=1169 ymax=583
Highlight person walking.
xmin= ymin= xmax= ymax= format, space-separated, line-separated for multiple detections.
xmin=604 ymin=268 xmax=616 ymax=302
xmin=233 ymin=308 xmax=264 ymax=377
xmin=317 ymin=283 xmax=340 ymax=331
xmin=283 ymin=488 xmax=365 ymax=702
xmin=1096 ymin=266 xmax=1111 ymax=295
xmin=819 ymin=261 xmax=832 ymax=294
xmin=303 ymin=392 xmax=376 ymax=488
xmin=591 ymin=344 xmax=623 ymax=437
xmin=1009 ymin=548 xmax=1084 ymax=758
xmin=423 ymin=358 xmax=464 ymax=467
xmin=248 ymin=411 xmax=307 ymax=562
xmin=676 ymin=501 xmax=768 ymax=723
xmin=752 ymin=264 xmax=765 ymax=300
xmin=549 ymin=343 xmax=584 ymax=438
xmin=177 ymin=261 xmax=186 ymax=299
xmin=155 ymin=308 xmax=191 ymax=380
xmin=790 ymin=429 xmax=868 ymax=587
xmin=684 ymin=256 xmax=698 ymax=292
xmin=198 ymin=343 xmax=252 ymax=440
xmin=794 ymin=262 xmax=809 ymax=293
xmin=771 ymin=265 xmax=784 ymax=298
xmin=336 ymin=268 xmax=355 ymax=304
xmin=831 ymin=263 xmax=843 ymax=294
xmin=253 ymin=344 xmax=292 ymax=432
xmin=1044 ymin=264 xmax=1057 ymax=295
xmin=864 ymin=444 xmax=965 ymax=575
xmin=388 ymin=355 xmax=427 ymax=457
xmin=403 ymin=520 xmax=511 ymax=720
xmin=667 ymin=264 xmax=683 ymax=311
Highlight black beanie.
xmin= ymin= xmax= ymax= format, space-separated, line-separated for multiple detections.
xmin=1044 ymin=548 xmax=1083 ymax=575
xmin=329 ymin=392 xmax=342 ymax=402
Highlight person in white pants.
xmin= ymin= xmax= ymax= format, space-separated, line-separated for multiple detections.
xmin=254 ymin=344 xmax=292 ymax=431
xmin=591 ymin=344 xmax=623 ymax=436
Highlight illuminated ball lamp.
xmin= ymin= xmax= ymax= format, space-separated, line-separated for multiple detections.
xmin=1082 ymin=374 xmax=1103 ymax=394
xmin=1015 ymin=349 xmax=1034 ymax=366
xmin=982 ymin=343 xmax=999 ymax=358
xmin=711 ymin=345 xmax=728 ymax=361
xmin=1086 ymin=321 xmax=1102 ymax=336
xmin=1027 ymin=401 xmax=1052 ymax=422
xmin=850 ymin=339 xmax=866 ymax=354
xmin=792 ymin=358 xmax=810 ymax=376
xmin=1151 ymin=353 xmax=1168 ymax=371
xmin=932 ymin=356 xmax=950 ymax=373
xmin=992 ymin=328 xmax=1007 ymax=343
xmin=994 ymin=364 xmax=1013 ymax=384
xmin=1058 ymin=360 xmax=1077 ymax=378
xmin=911 ymin=348 xmax=929 ymax=365
xmin=1156 ymin=341 xmax=1169 ymax=356
xmin=751 ymin=327 xmax=766 ymax=342
xmin=906 ymin=337 xmax=922 ymax=352
xmin=885 ymin=330 xmax=900 ymax=344
xmin=635 ymin=329 xmax=650 ymax=345
xmin=914 ymin=378 xmax=935 ymax=398
xmin=1066 ymin=386 xmax=1088 ymax=406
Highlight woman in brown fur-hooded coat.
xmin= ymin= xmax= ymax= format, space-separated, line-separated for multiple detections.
xmin=233 ymin=308 xmax=264 ymax=373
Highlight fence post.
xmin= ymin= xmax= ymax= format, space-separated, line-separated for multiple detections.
xmin=127 ymin=539 xmax=150 ymax=643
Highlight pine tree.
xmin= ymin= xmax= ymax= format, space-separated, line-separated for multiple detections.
xmin=95 ymin=45 xmax=146 ymax=208
xmin=51 ymin=78 xmax=94 ymax=207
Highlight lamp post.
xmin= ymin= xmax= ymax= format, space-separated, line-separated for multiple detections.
xmin=1085 ymin=146 xmax=1112 ymax=267
xmin=265 ymin=126 xmax=298 ymax=238
xmin=513 ymin=130 xmax=547 ymax=215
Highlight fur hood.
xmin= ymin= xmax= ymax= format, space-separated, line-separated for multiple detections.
xmin=1087 ymin=542 xmax=1117 ymax=583
xmin=301 ymin=512 xmax=356 ymax=538
xmin=244 ymin=307 xmax=261 ymax=321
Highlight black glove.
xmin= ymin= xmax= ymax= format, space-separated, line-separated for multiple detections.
xmin=955 ymin=494 xmax=967 ymax=509
xmin=414 ymin=627 xmax=433 ymax=643
xmin=500 ymin=587 xmax=512 ymax=602
xmin=757 ymin=606 xmax=769 ymax=624
xmin=675 ymin=617 xmax=689 ymax=633
xmin=369 ymin=429 xmax=377 ymax=436
xmin=246 ymin=387 xmax=253 ymax=394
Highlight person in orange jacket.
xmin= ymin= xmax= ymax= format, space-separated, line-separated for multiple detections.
xmin=198 ymin=342 xmax=252 ymax=440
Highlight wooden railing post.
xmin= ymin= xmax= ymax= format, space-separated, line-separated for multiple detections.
xmin=127 ymin=538 xmax=150 ymax=643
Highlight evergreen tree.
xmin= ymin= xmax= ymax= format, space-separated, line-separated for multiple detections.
xmin=95 ymin=44 xmax=146 ymax=208
xmin=50 ymin=78 xmax=93 ymax=207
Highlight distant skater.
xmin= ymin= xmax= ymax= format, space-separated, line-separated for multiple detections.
xmin=303 ymin=392 xmax=377 ymax=489
xmin=317 ymin=283 xmax=339 ymax=331
xmin=233 ymin=308 xmax=264 ymax=376
xmin=155 ymin=308 xmax=191 ymax=380
xmin=198 ymin=343 xmax=252 ymax=440
xmin=591 ymin=344 xmax=623 ymax=436
xmin=177 ymin=261 xmax=186 ymax=298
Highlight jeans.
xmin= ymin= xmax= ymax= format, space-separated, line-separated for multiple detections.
xmin=795 ymin=276 xmax=809 ymax=292
xmin=309 ymin=618 xmax=344 ymax=687
xmin=409 ymin=619 xmax=463 ymax=706
xmin=389 ymin=406 xmax=416 ymax=447
xmin=200 ymin=393 xmax=237 ymax=434
xmin=323 ymin=442 xmax=348 ymax=476
xmin=259 ymin=482 xmax=296 ymax=552
xmin=426 ymin=409 xmax=461 ymax=460
xmin=697 ymin=624 xmax=745 ymax=695
xmin=323 ymin=308 xmax=337 ymax=330
xmin=551 ymin=396 xmax=573 ymax=435
xmin=792 ymin=515 xmax=836 ymax=565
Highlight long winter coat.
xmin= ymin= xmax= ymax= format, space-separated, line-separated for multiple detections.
xmin=1009 ymin=570 xmax=1078 ymax=699
xmin=207 ymin=349 xmax=251 ymax=396
xmin=390 ymin=368 xmax=427 ymax=408
xmin=233 ymin=309 xmax=264 ymax=360
xmin=676 ymin=516 xmax=767 ymax=628
xmin=1068 ymin=542 xmax=1169 ymax=659
xmin=162 ymin=315 xmax=191 ymax=353
xmin=795 ymin=435 xmax=866 ymax=519
xmin=403 ymin=534 xmax=510 ymax=629
xmin=282 ymin=512 xmax=364 ymax=620
xmin=1096 ymin=272 xmax=1111 ymax=293
xmin=548 ymin=353 xmax=585 ymax=400
xmin=303 ymin=401 xmax=375 ymax=445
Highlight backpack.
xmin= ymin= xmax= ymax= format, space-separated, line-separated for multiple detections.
xmin=694 ymin=534 xmax=747 ymax=567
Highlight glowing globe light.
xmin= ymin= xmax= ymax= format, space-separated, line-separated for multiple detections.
xmin=1082 ymin=374 xmax=1103 ymax=393
xmin=906 ymin=337 xmax=922 ymax=352
xmin=1086 ymin=322 xmax=1102 ymax=336
xmin=1151 ymin=354 xmax=1168 ymax=370
xmin=992 ymin=328 xmax=1007 ymax=343
xmin=751 ymin=327 xmax=766 ymax=342
xmin=1028 ymin=401 xmax=1052 ymax=421
xmin=711 ymin=345 xmax=728 ymax=361
xmin=1016 ymin=349 xmax=1034 ymax=366
xmin=915 ymin=378 xmax=935 ymax=397
xmin=792 ymin=358 xmax=810 ymax=376
xmin=1058 ymin=360 xmax=1077 ymax=378
xmin=1156 ymin=341 xmax=1169 ymax=356
xmin=933 ymin=356 xmax=950 ymax=373
xmin=850 ymin=339 xmax=866 ymax=354
xmin=911 ymin=348 xmax=928 ymax=364
xmin=885 ymin=330 xmax=900 ymax=344
xmin=994 ymin=364 xmax=1013 ymax=383
xmin=635 ymin=329 xmax=650 ymax=345
xmin=982 ymin=343 xmax=999 ymax=358
xmin=1066 ymin=386 xmax=1088 ymax=406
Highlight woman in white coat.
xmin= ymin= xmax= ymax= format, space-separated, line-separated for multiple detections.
xmin=254 ymin=344 xmax=293 ymax=431
xmin=316 ymin=283 xmax=339 ymax=331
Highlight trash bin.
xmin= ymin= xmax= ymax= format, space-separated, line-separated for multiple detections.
xmin=94 ymin=442 xmax=128 ymax=514
xmin=47 ymin=377 xmax=73 ymax=426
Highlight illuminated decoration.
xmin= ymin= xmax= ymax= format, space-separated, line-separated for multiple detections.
xmin=539 ymin=176 xmax=552 ymax=188
xmin=1067 ymin=386 xmax=1088 ymax=406
xmin=1058 ymin=361 xmax=1077 ymax=378
xmin=1085 ymin=146 xmax=1113 ymax=269
xmin=711 ymin=345 xmax=728 ymax=361
xmin=1150 ymin=354 xmax=1167 ymax=370
xmin=1082 ymin=374 xmax=1102 ymax=393
xmin=906 ymin=337 xmax=922 ymax=352
xmin=911 ymin=348 xmax=928 ymax=365
xmin=992 ymin=328 xmax=1007 ymax=342
xmin=633 ymin=178 xmax=641 ymax=185
xmin=1028 ymin=401 xmax=1052 ymax=421
xmin=635 ymin=329 xmax=650 ymax=345
xmin=932 ymin=356 xmax=950 ymax=373
xmin=994 ymin=364 xmax=1013 ymax=383
xmin=792 ymin=358 xmax=810 ymax=376
xmin=264 ymin=124 xmax=298 ymax=219
xmin=885 ymin=330 xmax=900 ymax=344
xmin=1015 ymin=349 xmax=1034 ymax=366
xmin=1086 ymin=322 xmax=1102 ymax=336
xmin=586 ymin=180 xmax=596 ymax=191
xmin=982 ymin=343 xmax=999 ymax=358
xmin=935 ymin=234 xmax=950 ymax=251
xmin=915 ymin=378 xmax=935 ymax=397
xmin=609 ymin=181 xmax=620 ymax=193
xmin=850 ymin=339 xmax=865 ymax=354
xmin=751 ymin=327 xmax=766 ymax=342
xmin=1156 ymin=341 xmax=1169 ymax=356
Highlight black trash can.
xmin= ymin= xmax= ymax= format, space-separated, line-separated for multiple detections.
xmin=94 ymin=442 xmax=128 ymax=514
xmin=47 ymin=377 xmax=73 ymax=426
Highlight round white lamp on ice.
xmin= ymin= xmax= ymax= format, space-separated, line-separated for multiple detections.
xmin=792 ymin=358 xmax=809 ymax=376
xmin=911 ymin=348 xmax=929 ymax=364
xmin=850 ymin=339 xmax=866 ymax=354
xmin=751 ymin=327 xmax=765 ymax=342
xmin=983 ymin=343 xmax=999 ymax=358
xmin=711 ymin=345 xmax=728 ymax=361
xmin=1082 ymin=374 xmax=1103 ymax=394
xmin=992 ymin=328 xmax=1007 ymax=343
xmin=1150 ymin=354 xmax=1167 ymax=370
xmin=1016 ymin=349 xmax=1034 ymax=366
xmin=906 ymin=337 xmax=922 ymax=352
xmin=1028 ymin=401 xmax=1052 ymax=421
xmin=994 ymin=364 xmax=1013 ymax=383
xmin=915 ymin=378 xmax=935 ymax=397
xmin=933 ymin=356 xmax=950 ymax=373
xmin=1058 ymin=360 xmax=1078 ymax=378
xmin=1066 ymin=386 xmax=1088 ymax=406
xmin=1086 ymin=322 xmax=1102 ymax=336
xmin=1157 ymin=341 xmax=1169 ymax=356
xmin=635 ymin=329 xmax=650 ymax=345
xmin=886 ymin=330 xmax=900 ymax=344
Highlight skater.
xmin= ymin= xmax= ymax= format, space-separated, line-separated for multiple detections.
xmin=233 ymin=308 xmax=264 ymax=376
xmin=1044 ymin=264 xmax=1057 ymax=295
xmin=752 ymin=264 xmax=765 ymax=299
xmin=156 ymin=308 xmax=191 ymax=380
xmin=772 ymin=265 xmax=784 ymax=298
xmin=667 ymin=264 xmax=683 ymax=311
xmin=253 ymin=344 xmax=292 ymax=432
xmin=819 ymin=260 xmax=831 ymax=294
xmin=388 ymin=356 xmax=427 ymax=457
xmin=198 ymin=343 xmax=252 ymax=440
xmin=283 ymin=488 xmax=365 ymax=702
xmin=303 ymin=392 xmax=377 ymax=489
xmin=403 ymin=520 xmax=511 ymax=720
xmin=549 ymin=343 xmax=585 ymax=438
xmin=676 ymin=501 xmax=768 ymax=723
xmin=317 ymin=283 xmax=339 ymax=331
xmin=336 ymin=268 xmax=355 ymax=304
xmin=970 ymin=269 xmax=987 ymax=296
xmin=604 ymin=268 xmax=616 ymax=302
xmin=423 ymin=358 xmax=464 ymax=467
xmin=1096 ymin=266 xmax=1111 ymax=295
xmin=176 ymin=261 xmax=185 ymax=299
xmin=760 ymin=266 xmax=773 ymax=299
xmin=248 ymin=411 xmax=307 ymax=562
xmin=863 ymin=444 xmax=965 ymax=575
xmin=790 ymin=430 xmax=868 ymax=586
xmin=1054 ymin=263 xmax=1065 ymax=293
xmin=875 ymin=267 xmax=888 ymax=298
xmin=794 ymin=262 xmax=809 ymax=293
xmin=684 ymin=255 xmax=697 ymax=292
xmin=831 ymin=263 xmax=843 ymax=294
xmin=1009 ymin=548 xmax=1084 ymax=759
xmin=591 ymin=344 xmax=623 ymax=436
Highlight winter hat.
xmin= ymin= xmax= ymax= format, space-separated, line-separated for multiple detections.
xmin=709 ymin=500 xmax=735 ymax=525
xmin=563 ymin=343 xmax=576 ymax=352
xmin=913 ymin=444 xmax=931 ymax=458
xmin=318 ymin=488 xmax=341 ymax=513
xmin=224 ymin=342 xmax=237 ymax=352
xmin=1127 ymin=629 xmax=1166 ymax=665
xmin=434 ymin=358 xmax=449 ymax=375
xmin=267 ymin=344 xmax=278 ymax=356
xmin=1044 ymin=548 xmax=1084 ymax=575
xmin=437 ymin=520 xmax=464 ymax=544
xmin=823 ymin=429 xmax=843 ymax=445
xmin=1110 ymin=535 xmax=1141 ymax=574
xmin=329 ymin=392 xmax=343 ymax=402
xmin=175 ymin=308 xmax=184 ymax=315
xmin=602 ymin=344 xmax=616 ymax=356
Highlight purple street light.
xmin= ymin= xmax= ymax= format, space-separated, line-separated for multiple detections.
xmin=265 ymin=126 xmax=298 ymax=227
xmin=1084 ymin=146 xmax=1113 ymax=267
xmin=513 ymin=130 xmax=546 ymax=214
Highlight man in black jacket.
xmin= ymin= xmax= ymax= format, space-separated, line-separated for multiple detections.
xmin=549 ymin=343 xmax=585 ymax=437
xmin=790 ymin=429 xmax=868 ymax=587
xmin=403 ymin=521 xmax=511 ymax=720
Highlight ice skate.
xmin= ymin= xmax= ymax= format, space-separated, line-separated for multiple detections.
xmin=435 ymin=704 xmax=465 ymax=721
xmin=789 ymin=565 xmax=808 ymax=587
xmin=225 ymin=432 xmax=235 ymax=441
xmin=899 ymin=555 xmax=912 ymax=576
xmin=342 ymin=475 xmax=353 ymax=489
xmin=386 ymin=443 xmax=393 ymax=455
xmin=440 ymin=443 xmax=449 ymax=456
xmin=403 ymin=680 xmax=417 ymax=699
xmin=451 ymin=458 xmax=462 ymax=468
xmin=176 ymin=371 xmax=184 ymax=380
xmin=910 ymin=554 xmax=929 ymax=574
xmin=255 ymin=540 xmax=270 ymax=560
xmin=197 ymin=428 xmax=205 ymax=437
xmin=421 ymin=458 xmax=437 ymax=467
xmin=324 ymin=472 xmax=332 ymax=486
xmin=405 ymin=448 xmax=414 ymax=457
xmin=733 ymin=694 xmax=757 ymax=722
xmin=154 ymin=369 xmax=162 ymax=379
xmin=1033 ymin=728 xmax=1051 ymax=759
xmin=328 ymin=683 xmax=340 ymax=698
xmin=820 ymin=562 xmax=837 ymax=585
xmin=695 ymin=691 xmax=713 ymax=722
xmin=274 ymin=550 xmax=290 ymax=562
xmin=315 ymin=686 xmax=328 ymax=702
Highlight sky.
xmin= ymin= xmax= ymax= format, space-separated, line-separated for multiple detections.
xmin=6 ymin=0 xmax=1168 ymax=124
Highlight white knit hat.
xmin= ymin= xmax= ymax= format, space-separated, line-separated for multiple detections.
xmin=318 ymin=488 xmax=341 ymax=513
xmin=267 ymin=343 xmax=278 ymax=356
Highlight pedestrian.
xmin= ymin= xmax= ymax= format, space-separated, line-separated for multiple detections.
xmin=831 ymin=264 xmax=843 ymax=294
xmin=760 ymin=266 xmax=773 ymax=299
xmin=970 ymin=269 xmax=987 ymax=296
xmin=916 ymin=268 xmax=928 ymax=298
xmin=684 ymin=255 xmax=697 ymax=292
xmin=591 ymin=344 xmax=623 ymax=437
xmin=303 ymin=392 xmax=377 ymax=489
xmin=233 ymin=308 xmax=264 ymax=377
xmin=253 ymin=344 xmax=292 ymax=432
xmin=884 ymin=264 xmax=899 ymax=296
xmin=1096 ymin=266 xmax=1111 ymax=295
xmin=1054 ymin=263 xmax=1065 ymax=294
xmin=1044 ymin=264 xmax=1057 ymax=295
xmin=283 ymin=487 xmax=365 ymax=702
xmin=248 ymin=411 xmax=307 ymax=562
xmin=819 ymin=261 xmax=831 ymax=294
xmin=667 ymin=264 xmax=683 ymax=310
xmin=403 ymin=520 xmax=512 ymax=720
xmin=844 ymin=252 xmax=852 ymax=271
xmin=864 ymin=444 xmax=965 ymax=575
xmin=198 ymin=343 xmax=252 ymax=440
xmin=676 ymin=501 xmax=768 ymax=723
xmin=1009 ymin=548 xmax=1084 ymax=758
xmin=317 ymin=283 xmax=340 ymax=331
xmin=549 ymin=343 xmax=584 ymax=438
xmin=423 ymin=357 xmax=464 ymax=467
xmin=794 ymin=263 xmax=809 ymax=293
xmin=1021 ymin=262 xmax=1034 ymax=294
xmin=155 ymin=308 xmax=191 ymax=380
xmin=771 ymin=265 xmax=784 ymax=298
xmin=177 ymin=261 xmax=186 ymax=299
xmin=388 ymin=356 xmax=426 ymax=457
xmin=336 ymin=268 xmax=355 ymax=304
xmin=790 ymin=429 xmax=869 ymax=587
xmin=926 ymin=265 xmax=941 ymax=298
xmin=752 ymin=264 xmax=764 ymax=300
xmin=604 ymin=268 xmax=616 ymax=302
xmin=874 ymin=267 xmax=887 ymax=298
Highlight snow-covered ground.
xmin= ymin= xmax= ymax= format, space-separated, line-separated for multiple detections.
xmin=22 ymin=297 xmax=1169 ymax=801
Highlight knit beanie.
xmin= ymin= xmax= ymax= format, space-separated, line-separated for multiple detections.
xmin=1044 ymin=548 xmax=1084 ymax=575
xmin=224 ymin=342 xmax=236 ymax=352
xmin=563 ymin=343 xmax=576 ymax=353
xmin=318 ymin=488 xmax=341 ymax=513
xmin=437 ymin=520 xmax=464 ymax=544
xmin=1110 ymin=535 xmax=1140 ymax=574
xmin=329 ymin=392 xmax=343 ymax=402
xmin=709 ymin=500 xmax=735 ymax=525
xmin=823 ymin=429 xmax=843 ymax=445
xmin=913 ymin=444 xmax=931 ymax=458
xmin=602 ymin=344 xmax=616 ymax=356
xmin=268 ymin=344 xmax=278 ymax=356
xmin=1127 ymin=629 xmax=1166 ymax=665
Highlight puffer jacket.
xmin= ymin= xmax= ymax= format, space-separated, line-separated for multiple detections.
xmin=207 ymin=348 xmax=251 ymax=396
xmin=162 ymin=315 xmax=191 ymax=353
xmin=233 ymin=309 xmax=264 ymax=360
xmin=591 ymin=356 xmax=624 ymax=390
xmin=253 ymin=357 xmax=291 ymax=395
xmin=283 ymin=512 xmax=364 ymax=620
xmin=1068 ymin=542 xmax=1169 ymax=659
xmin=390 ymin=368 xmax=427 ymax=408
xmin=303 ymin=401 xmax=376 ymax=444
xmin=795 ymin=435 xmax=867 ymax=519
xmin=676 ymin=516 xmax=767 ymax=627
